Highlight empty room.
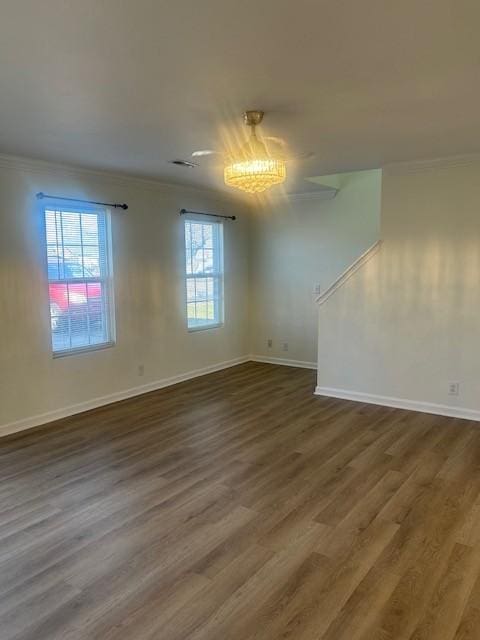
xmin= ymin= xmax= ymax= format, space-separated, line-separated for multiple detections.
xmin=1 ymin=1 xmax=480 ymax=639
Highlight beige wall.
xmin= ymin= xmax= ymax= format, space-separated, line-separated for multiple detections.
xmin=8 ymin=154 xmax=475 ymax=431
xmin=0 ymin=158 xmax=251 ymax=431
xmin=316 ymin=159 xmax=480 ymax=417
xmin=249 ymin=171 xmax=381 ymax=365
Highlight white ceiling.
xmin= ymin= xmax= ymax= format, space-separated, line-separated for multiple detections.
xmin=1 ymin=0 xmax=479 ymax=194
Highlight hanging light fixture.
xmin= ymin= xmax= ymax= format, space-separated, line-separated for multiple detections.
xmin=224 ymin=111 xmax=286 ymax=194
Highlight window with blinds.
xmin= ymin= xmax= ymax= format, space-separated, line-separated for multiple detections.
xmin=42 ymin=202 xmax=115 ymax=355
xmin=184 ymin=218 xmax=224 ymax=330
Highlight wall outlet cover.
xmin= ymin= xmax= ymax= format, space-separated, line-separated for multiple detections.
xmin=448 ymin=382 xmax=460 ymax=396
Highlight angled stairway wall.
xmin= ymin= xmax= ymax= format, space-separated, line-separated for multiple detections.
xmin=249 ymin=170 xmax=381 ymax=365
xmin=316 ymin=157 xmax=480 ymax=420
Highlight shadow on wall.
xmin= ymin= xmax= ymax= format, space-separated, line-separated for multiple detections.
xmin=316 ymin=160 xmax=480 ymax=418
xmin=249 ymin=169 xmax=382 ymax=365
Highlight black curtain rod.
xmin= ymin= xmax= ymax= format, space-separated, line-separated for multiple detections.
xmin=179 ymin=208 xmax=236 ymax=221
xmin=36 ymin=192 xmax=128 ymax=210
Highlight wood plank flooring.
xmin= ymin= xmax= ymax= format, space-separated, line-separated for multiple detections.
xmin=1 ymin=362 xmax=480 ymax=639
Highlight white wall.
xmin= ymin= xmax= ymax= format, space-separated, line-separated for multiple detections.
xmin=0 ymin=157 xmax=251 ymax=432
xmin=316 ymin=158 xmax=480 ymax=418
xmin=10 ymin=153 xmax=476 ymax=432
xmin=249 ymin=171 xmax=381 ymax=365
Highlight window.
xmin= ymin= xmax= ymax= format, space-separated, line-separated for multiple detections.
xmin=42 ymin=202 xmax=115 ymax=355
xmin=184 ymin=218 xmax=224 ymax=330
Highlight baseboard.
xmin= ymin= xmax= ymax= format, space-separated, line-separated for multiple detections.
xmin=315 ymin=386 xmax=480 ymax=422
xmin=4 ymin=360 xmax=478 ymax=438
xmin=0 ymin=356 xmax=250 ymax=438
xmin=250 ymin=354 xmax=317 ymax=370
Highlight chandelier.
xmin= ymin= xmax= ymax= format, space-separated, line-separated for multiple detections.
xmin=224 ymin=111 xmax=286 ymax=194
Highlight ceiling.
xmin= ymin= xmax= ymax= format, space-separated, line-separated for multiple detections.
xmin=1 ymin=0 xmax=479 ymax=195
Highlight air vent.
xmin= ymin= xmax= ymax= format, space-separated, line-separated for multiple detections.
xmin=170 ymin=160 xmax=198 ymax=168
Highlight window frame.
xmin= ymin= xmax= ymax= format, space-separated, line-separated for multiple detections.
xmin=40 ymin=200 xmax=116 ymax=357
xmin=183 ymin=216 xmax=224 ymax=332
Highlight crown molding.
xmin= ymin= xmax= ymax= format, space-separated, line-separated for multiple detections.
xmin=384 ymin=153 xmax=480 ymax=176
xmin=257 ymin=189 xmax=338 ymax=206
xmin=287 ymin=189 xmax=338 ymax=202
xmin=0 ymin=152 xmax=246 ymax=204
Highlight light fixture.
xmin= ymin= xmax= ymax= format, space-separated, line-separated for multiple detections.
xmin=224 ymin=111 xmax=286 ymax=194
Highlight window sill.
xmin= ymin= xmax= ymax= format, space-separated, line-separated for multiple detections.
xmin=52 ymin=341 xmax=115 ymax=358
xmin=187 ymin=323 xmax=224 ymax=333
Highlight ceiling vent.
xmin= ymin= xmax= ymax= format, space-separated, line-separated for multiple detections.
xmin=170 ymin=159 xmax=198 ymax=168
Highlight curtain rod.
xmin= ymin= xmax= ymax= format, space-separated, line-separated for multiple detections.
xmin=36 ymin=192 xmax=128 ymax=210
xmin=179 ymin=208 xmax=236 ymax=221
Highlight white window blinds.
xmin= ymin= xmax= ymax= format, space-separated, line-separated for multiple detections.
xmin=43 ymin=203 xmax=115 ymax=355
xmin=184 ymin=219 xmax=224 ymax=330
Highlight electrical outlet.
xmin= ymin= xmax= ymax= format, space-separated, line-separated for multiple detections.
xmin=448 ymin=382 xmax=460 ymax=396
xmin=314 ymin=283 xmax=322 ymax=295
xmin=282 ymin=342 xmax=289 ymax=352
xmin=138 ymin=364 xmax=145 ymax=377
xmin=267 ymin=339 xmax=273 ymax=348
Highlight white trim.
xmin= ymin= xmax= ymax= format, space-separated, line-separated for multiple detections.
xmin=259 ymin=189 xmax=339 ymax=205
xmin=52 ymin=341 xmax=116 ymax=359
xmin=184 ymin=217 xmax=224 ymax=331
xmin=5 ymin=358 xmax=479 ymax=438
xmin=250 ymin=355 xmax=317 ymax=370
xmin=187 ymin=323 xmax=223 ymax=333
xmin=316 ymin=241 xmax=381 ymax=305
xmin=383 ymin=153 xmax=480 ymax=176
xmin=0 ymin=152 xmax=245 ymax=203
xmin=314 ymin=386 xmax=480 ymax=423
xmin=283 ymin=189 xmax=338 ymax=202
xmin=3 ymin=151 xmax=480 ymax=195
xmin=0 ymin=356 xmax=250 ymax=438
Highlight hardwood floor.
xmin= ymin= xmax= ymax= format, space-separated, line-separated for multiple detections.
xmin=1 ymin=362 xmax=480 ymax=639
